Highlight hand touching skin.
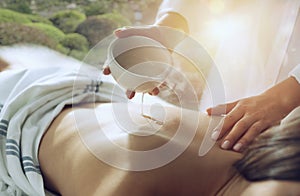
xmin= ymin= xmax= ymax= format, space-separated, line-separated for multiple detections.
xmin=207 ymin=95 xmax=285 ymax=152
xmin=207 ymin=77 xmax=300 ymax=152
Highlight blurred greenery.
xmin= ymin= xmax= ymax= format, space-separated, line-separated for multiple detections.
xmin=5 ymin=0 xmax=32 ymax=14
xmin=49 ymin=10 xmax=86 ymax=34
xmin=25 ymin=14 xmax=53 ymax=24
xmin=0 ymin=0 xmax=162 ymax=60
xmin=83 ymin=1 xmax=112 ymax=17
xmin=60 ymin=33 xmax=88 ymax=54
xmin=0 ymin=8 xmax=52 ymax=24
xmin=76 ymin=12 xmax=131 ymax=47
xmin=0 ymin=23 xmax=57 ymax=48
xmin=26 ymin=22 xmax=65 ymax=43
xmin=0 ymin=8 xmax=32 ymax=23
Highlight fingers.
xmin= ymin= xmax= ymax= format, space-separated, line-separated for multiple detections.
xmin=114 ymin=26 xmax=165 ymax=47
xmin=114 ymin=27 xmax=137 ymax=38
xmin=126 ymin=87 xmax=160 ymax=99
xmin=211 ymin=106 xmax=244 ymax=141
xmin=213 ymin=113 xmax=269 ymax=152
xmin=126 ymin=90 xmax=135 ymax=99
xmin=208 ymin=94 xmax=284 ymax=152
xmin=104 ymin=64 xmax=133 ymax=98
xmin=219 ymin=116 xmax=258 ymax=151
xmin=232 ymin=122 xmax=268 ymax=152
xmin=114 ymin=26 xmax=156 ymax=39
xmin=103 ymin=66 xmax=160 ymax=99
xmin=206 ymin=101 xmax=238 ymax=116
xmin=103 ymin=66 xmax=111 ymax=75
xmin=114 ymin=25 xmax=186 ymax=50
xmin=149 ymin=87 xmax=159 ymax=96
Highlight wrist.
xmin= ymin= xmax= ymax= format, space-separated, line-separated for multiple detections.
xmin=154 ymin=12 xmax=189 ymax=34
xmin=264 ymin=77 xmax=300 ymax=116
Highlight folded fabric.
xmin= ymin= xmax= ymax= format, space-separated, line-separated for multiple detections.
xmin=0 ymin=65 xmax=126 ymax=195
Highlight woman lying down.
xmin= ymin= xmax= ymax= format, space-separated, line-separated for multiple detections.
xmin=0 ymin=58 xmax=300 ymax=196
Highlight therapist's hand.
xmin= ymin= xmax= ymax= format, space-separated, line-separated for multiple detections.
xmin=207 ymin=95 xmax=285 ymax=152
xmin=207 ymin=77 xmax=300 ymax=152
xmin=103 ymin=66 xmax=160 ymax=99
xmin=103 ymin=25 xmax=185 ymax=99
xmin=103 ymin=26 xmax=165 ymax=99
xmin=114 ymin=11 xmax=189 ymax=48
xmin=114 ymin=25 xmax=186 ymax=48
xmin=103 ymin=12 xmax=188 ymax=99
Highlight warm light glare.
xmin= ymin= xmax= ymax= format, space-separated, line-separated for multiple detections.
xmin=209 ymin=0 xmax=225 ymax=14
xmin=207 ymin=17 xmax=243 ymax=41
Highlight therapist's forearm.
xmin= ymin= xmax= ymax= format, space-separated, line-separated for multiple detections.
xmin=154 ymin=12 xmax=189 ymax=34
xmin=263 ymin=76 xmax=300 ymax=116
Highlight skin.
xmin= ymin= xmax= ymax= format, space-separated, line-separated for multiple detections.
xmin=1 ymin=54 xmax=299 ymax=195
xmin=241 ymin=180 xmax=300 ymax=196
xmin=104 ymin=11 xmax=300 ymax=152
xmin=207 ymin=76 xmax=300 ymax=152
xmin=38 ymin=103 xmax=300 ymax=195
xmin=0 ymin=57 xmax=9 ymax=71
xmin=103 ymin=12 xmax=189 ymax=99
xmin=38 ymin=103 xmax=251 ymax=196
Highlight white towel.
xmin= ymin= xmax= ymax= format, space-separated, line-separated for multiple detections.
xmin=0 ymin=65 xmax=126 ymax=195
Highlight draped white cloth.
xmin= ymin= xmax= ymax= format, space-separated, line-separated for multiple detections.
xmin=0 ymin=65 xmax=126 ymax=195
xmin=157 ymin=0 xmax=300 ymax=104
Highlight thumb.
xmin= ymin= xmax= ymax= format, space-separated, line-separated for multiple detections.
xmin=114 ymin=26 xmax=186 ymax=51
xmin=206 ymin=101 xmax=238 ymax=116
xmin=114 ymin=26 xmax=156 ymax=38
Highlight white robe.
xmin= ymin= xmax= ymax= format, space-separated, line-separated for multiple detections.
xmin=157 ymin=0 xmax=300 ymax=106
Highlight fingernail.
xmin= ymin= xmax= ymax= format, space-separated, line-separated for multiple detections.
xmin=206 ymin=108 xmax=211 ymax=114
xmin=103 ymin=67 xmax=111 ymax=75
xmin=126 ymin=91 xmax=135 ymax=99
xmin=151 ymin=88 xmax=159 ymax=96
xmin=114 ymin=26 xmax=131 ymax=33
xmin=233 ymin=143 xmax=243 ymax=152
xmin=114 ymin=28 xmax=122 ymax=34
xmin=221 ymin=140 xmax=231 ymax=150
xmin=211 ymin=130 xmax=220 ymax=141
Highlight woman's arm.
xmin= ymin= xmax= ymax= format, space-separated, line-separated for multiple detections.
xmin=207 ymin=76 xmax=300 ymax=152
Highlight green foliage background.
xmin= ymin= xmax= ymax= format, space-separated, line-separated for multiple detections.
xmin=0 ymin=0 xmax=162 ymax=60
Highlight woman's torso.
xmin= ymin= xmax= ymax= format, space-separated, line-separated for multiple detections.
xmin=39 ymin=103 xmax=250 ymax=196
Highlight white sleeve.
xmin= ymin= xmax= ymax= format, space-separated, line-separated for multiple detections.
xmin=289 ymin=64 xmax=300 ymax=84
xmin=156 ymin=0 xmax=206 ymax=33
